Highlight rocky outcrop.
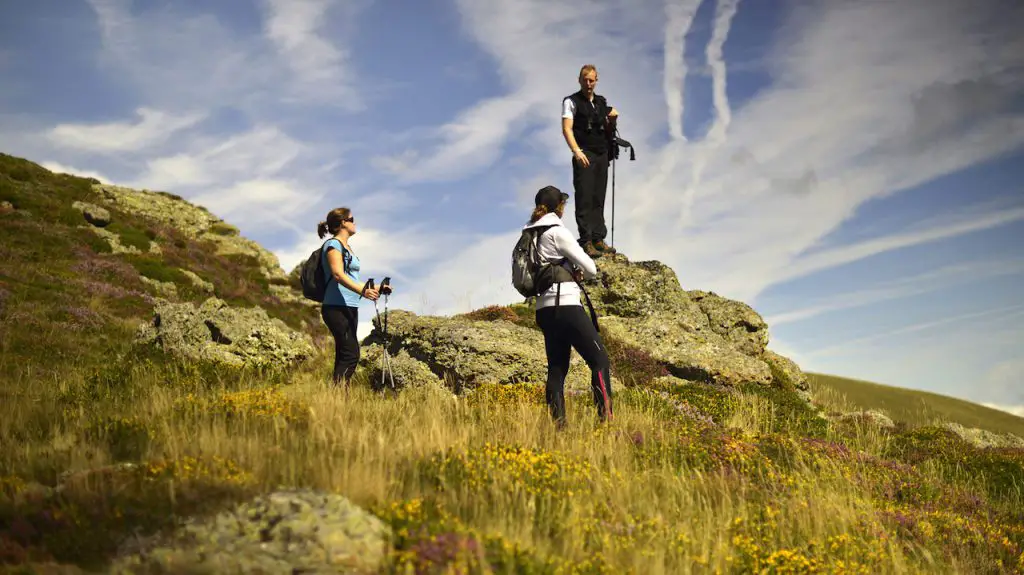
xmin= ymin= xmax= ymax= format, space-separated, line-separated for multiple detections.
xmin=361 ymin=252 xmax=807 ymax=393
xmin=360 ymin=343 xmax=445 ymax=390
xmin=135 ymin=297 xmax=314 ymax=369
xmin=941 ymin=422 xmax=1024 ymax=449
xmin=568 ymin=254 xmax=793 ymax=388
xmin=111 ymin=489 xmax=392 ymax=574
xmin=71 ymin=200 xmax=111 ymax=227
xmin=90 ymin=184 xmax=287 ymax=283
xmin=364 ymin=310 xmax=616 ymax=393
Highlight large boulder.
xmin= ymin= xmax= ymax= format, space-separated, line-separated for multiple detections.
xmin=135 ymin=297 xmax=314 ymax=369
xmin=360 ymin=343 xmax=445 ymax=391
xmin=364 ymin=309 xmax=614 ymax=393
xmin=575 ymin=253 xmax=787 ymax=387
xmin=111 ymin=489 xmax=392 ymax=574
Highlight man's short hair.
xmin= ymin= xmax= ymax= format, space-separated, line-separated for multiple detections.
xmin=579 ymin=64 xmax=598 ymax=79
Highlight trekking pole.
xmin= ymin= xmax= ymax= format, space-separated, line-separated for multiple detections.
xmin=611 ymin=157 xmax=616 ymax=249
xmin=372 ymin=277 xmax=397 ymax=396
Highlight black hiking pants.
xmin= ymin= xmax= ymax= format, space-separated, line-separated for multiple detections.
xmin=572 ymin=149 xmax=609 ymax=245
xmin=536 ymin=304 xmax=612 ymax=425
xmin=321 ymin=304 xmax=360 ymax=385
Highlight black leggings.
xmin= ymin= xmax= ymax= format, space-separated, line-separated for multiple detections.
xmin=321 ymin=305 xmax=360 ymax=384
xmin=535 ymin=305 xmax=612 ymax=424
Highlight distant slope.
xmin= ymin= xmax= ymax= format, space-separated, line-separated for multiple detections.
xmin=807 ymin=372 xmax=1024 ymax=438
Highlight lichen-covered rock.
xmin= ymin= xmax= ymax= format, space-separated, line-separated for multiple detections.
xmin=762 ymin=349 xmax=809 ymax=391
xmin=135 ymin=297 xmax=314 ymax=369
xmin=0 ymin=200 xmax=13 ymax=215
xmin=110 ymin=489 xmax=391 ymax=574
xmin=361 ymin=344 xmax=444 ymax=390
xmin=139 ymin=276 xmax=178 ymax=298
xmin=365 ymin=309 xmax=612 ymax=392
xmin=689 ymin=290 xmax=769 ymax=356
xmin=600 ymin=314 xmax=773 ymax=387
xmin=583 ymin=254 xmax=695 ymax=318
xmin=81 ymin=225 xmax=143 ymax=255
xmin=567 ymin=253 xmax=781 ymax=388
xmin=941 ymin=422 xmax=1024 ymax=449
xmin=835 ymin=409 xmax=896 ymax=431
xmin=71 ymin=200 xmax=111 ymax=227
xmin=91 ymin=184 xmax=287 ymax=282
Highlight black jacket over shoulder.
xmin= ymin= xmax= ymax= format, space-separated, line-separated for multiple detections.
xmin=565 ymin=90 xmax=611 ymax=155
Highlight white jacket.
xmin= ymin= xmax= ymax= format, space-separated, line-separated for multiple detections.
xmin=522 ymin=212 xmax=598 ymax=309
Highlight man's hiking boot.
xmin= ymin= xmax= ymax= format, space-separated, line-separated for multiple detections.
xmin=582 ymin=242 xmax=602 ymax=258
xmin=593 ymin=240 xmax=616 ymax=254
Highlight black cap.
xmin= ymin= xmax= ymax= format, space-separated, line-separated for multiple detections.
xmin=535 ymin=185 xmax=569 ymax=211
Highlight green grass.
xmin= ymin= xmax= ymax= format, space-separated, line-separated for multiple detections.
xmin=808 ymin=372 xmax=1024 ymax=439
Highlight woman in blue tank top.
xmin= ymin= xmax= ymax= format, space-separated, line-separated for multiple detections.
xmin=317 ymin=207 xmax=381 ymax=386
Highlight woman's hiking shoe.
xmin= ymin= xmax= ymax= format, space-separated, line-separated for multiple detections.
xmin=592 ymin=240 xmax=616 ymax=254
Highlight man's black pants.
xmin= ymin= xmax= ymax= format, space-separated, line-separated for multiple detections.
xmin=572 ymin=150 xmax=609 ymax=245
xmin=321 ymin=304 xmax=360 ymax=384
xmin=535 ymin=304 xmax=613 ymax=425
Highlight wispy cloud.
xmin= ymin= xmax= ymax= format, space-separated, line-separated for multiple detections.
xmin=806 ymin=304 xmax=1024 ymax=359
xmin=679 ymin=0 xmax=742 ymax=225
xmin=47 ymin=108 xmax=205 ymax=152
xmin=261 ymin=0 xmax=364 ymax=108
xmin=663 ymin=0 xmax=702 ymax=141
xmin=765 ymin=258 xmax=1024 ymax=326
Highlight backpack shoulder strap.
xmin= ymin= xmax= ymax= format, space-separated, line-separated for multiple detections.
xmin=322 ymin=239 xmax=352 ymax=280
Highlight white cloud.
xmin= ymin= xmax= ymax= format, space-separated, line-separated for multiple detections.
xmin=47 ymin=108 xmax=205 ymax=152
xmin=129 ymin=126 xmax=307 ymax=192
xmin=261 ymin=0 xmax=364 ymax=108
xmin=662 ymin=0 xmax=702 ymax=141
xmin=39 ymin=161 xmax=112 ymax=184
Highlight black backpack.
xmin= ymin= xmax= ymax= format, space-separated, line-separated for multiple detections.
xmin=300 ymin=240 xmax=351 ymax=302
xmin=511 ymin=224 xmax=601 ymax=332
xmin=511 ymin=225 xmax=573 ymax=298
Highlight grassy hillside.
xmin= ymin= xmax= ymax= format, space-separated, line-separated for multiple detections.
xmin=808 ymin=373 xmax=1024 ymax=439
xmin=1 ymin=154 xmax=1023 ymax=573
xmin=0 ymin=152 xmax=319 ymax=383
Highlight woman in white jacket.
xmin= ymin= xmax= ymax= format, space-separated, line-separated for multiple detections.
xmin=524 ymin=185 xmax=612 ymax=427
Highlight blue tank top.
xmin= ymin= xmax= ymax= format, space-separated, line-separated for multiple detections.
xmin=321 ymin=238 xmax=361 ymax=307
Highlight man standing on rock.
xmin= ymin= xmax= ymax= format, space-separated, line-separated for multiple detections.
xmin=562 ymin=64 xmax=619 ymax=259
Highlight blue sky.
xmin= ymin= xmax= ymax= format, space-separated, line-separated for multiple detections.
xmin=2 ymin=0 xmax=1022 ymax=415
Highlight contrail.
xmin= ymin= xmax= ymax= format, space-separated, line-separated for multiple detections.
xmin=663 ymin=0 xmax=703 ymax=141
xmin=679 ymin=0 xmax=742 ymax=225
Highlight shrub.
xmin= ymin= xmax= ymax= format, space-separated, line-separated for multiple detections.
xmin=459 ymin=305 xmax=520 ymax=323
xmin=207 ymin=221 xmax=239 ymax=236
xmin=738 ymin=383 xmax=829 ymax=438
xmin=604 ymin=335 xmax=669 ymax=388
xmin=107 ymin=222 xmax=151 ymax=252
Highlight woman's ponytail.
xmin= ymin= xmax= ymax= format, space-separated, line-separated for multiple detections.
xmin=317 ymin=221 xmax=329 ymax=238
xmin=529 ymin=205 xmax=548 ymax=224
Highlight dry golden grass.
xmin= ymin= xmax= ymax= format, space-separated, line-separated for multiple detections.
xmin=1 ymin=349 xmax=1023 ymax=573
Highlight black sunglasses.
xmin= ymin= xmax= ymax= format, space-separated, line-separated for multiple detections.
xmin=343 ymin=216 xmax=355 ymax=223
